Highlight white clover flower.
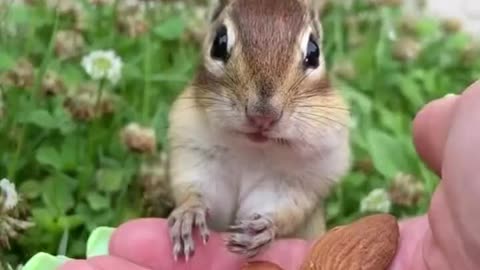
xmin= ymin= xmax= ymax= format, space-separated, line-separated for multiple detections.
xmin=360 ymin=188 xmax=391 ymax=213
xmin=81 ymin=50 xmax=123 ymax=84
xmin=0 ymin=178 xmax=19 ymax=211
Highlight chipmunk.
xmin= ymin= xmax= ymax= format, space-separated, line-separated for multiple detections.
xmin=166 ymin=0 xmax=351 ymax=261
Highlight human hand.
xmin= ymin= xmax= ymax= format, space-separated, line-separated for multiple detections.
xmin=389 ymin=80 xmax=480 ymax=270
xmin=60 ymin=81 xmax=480 ymax=270
xmin=59 ymin=218 xmax=312 ymax=270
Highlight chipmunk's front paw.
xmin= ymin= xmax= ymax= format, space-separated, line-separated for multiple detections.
xmin=167 ymin=205 xmax=210 ymax=261
xmin=226 ymin=214 xmax=275 ymax=257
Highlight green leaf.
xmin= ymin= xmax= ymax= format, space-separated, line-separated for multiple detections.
xmin=326 ymin=201 xmax=340 ymax=218
xmin=86 ymin=192 xmax=110 ymax=211
xmin=53 ymin=106 xmax=76 ymax=135
xmin=22 ymin=252 xmax=67 ymax=270
xmin=42 ymin=176 xmax=75 ymax=216
xmin=60 ymin=137 xmax=78 ymax=170
xmin=152 ymin=102 xmax=170 ymax=147
xmin=154 ymin=17 xmax=185 ymax=40
xmin=57 ymin=215 xmax=84 ymax=229
xmin=75 ymin=202 xmax=92 ymax=220
xmin=379 ymin=107 xmax=404 ymax=134
xmin=19 ymin=180 xmax=42 ymax=199
xmin=31 ymin=208 xmax=57 ymax=231
xmin=19 ymin=106 xmax=76 ymax=133
xmin=397 ymin=76 xmax=424 ymax=110
xmin=86 ymin=227 xmax=115 ymax=258
xmin=85 ymin=211 xmax=115 ymax=231
xmin=367 ymin=129 xmax=411 ymax=178
xmin=26 ymin=109 xmax=57 ymax=129
xmin=8 ymin=4 xmax=31 ymax=24
xmin=36 ymin=146 xmax=62 ymax=170
xmin=445 ymin=33 xmax=471 ymax=51
xmin=414 ymin=17 xmax=441 ymax=39
xmin=0 ymin=52 xmax=15 ymax=70
xmin=97 ymin=169 xmax=124 ymax=193
xmin=70 ymin=240 xmax=87 ymax=258
xmin=340 ymin=82 xmax=373 ymax=116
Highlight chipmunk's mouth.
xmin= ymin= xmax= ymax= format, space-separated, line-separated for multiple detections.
xmin=245 ymin=132 xmax=269 ymax=143
xmin=235 ymin=130 xmax=289 ymax=145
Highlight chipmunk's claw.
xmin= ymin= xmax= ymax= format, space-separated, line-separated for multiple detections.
xmin=168 ymin=205 xmax=209 ymax=261
xmin=226 ymin=214 xmax=275 ymax=257
xmin=196 ymin=212 xmax=210 ymax=244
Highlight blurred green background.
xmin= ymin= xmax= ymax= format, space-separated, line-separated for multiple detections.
xmin=1 ymin=0 xmax=479 ymax=267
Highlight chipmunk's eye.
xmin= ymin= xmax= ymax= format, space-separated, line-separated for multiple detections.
xmin=211 ymin=24 xmax=229 ymax=62
xmin=304 ymin=35 xmax=319 ymax=69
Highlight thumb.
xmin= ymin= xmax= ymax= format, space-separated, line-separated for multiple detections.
xmin=412 ymin=93 xmax=460 ymax=176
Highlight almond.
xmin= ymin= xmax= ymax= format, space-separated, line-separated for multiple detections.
xmin=301 ymin=214 xmax=399 ymax=270
xmin=241 ymin=261 xmax=284 ymax=270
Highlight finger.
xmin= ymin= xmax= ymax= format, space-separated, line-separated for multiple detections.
xmin=441 ymin=81 xmax=480 ymax=261
xmin=109 ymin=218 xmax=175 ymax=270
xmin=110 ymin=218 xmax=311 ymax=270
xmin=88 ymin=256 xmax=151 ymax=270
xmin=412 ymin=93 xmax=460 ymax=176
xmin=58 ymin=256 xmax=149 ymax=270
xmin=109 ymin=218 xmax=244 ymax=270
xmin=388 ymin=216 xmax=433 ymax=270
xmin=249 ymin=238 xmax=311 ymax=270
xmin=59 ymin=260 xmax=96 ymax=270
xmin=416 ymin=82 xmax=480 ymax=270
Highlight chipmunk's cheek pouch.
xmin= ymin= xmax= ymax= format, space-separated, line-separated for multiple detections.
xmin=300 ymin=214 xmax=400 ymax=270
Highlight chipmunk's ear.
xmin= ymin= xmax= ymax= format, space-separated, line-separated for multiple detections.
xmin=208 ymin=0 xmax=232 ymax=21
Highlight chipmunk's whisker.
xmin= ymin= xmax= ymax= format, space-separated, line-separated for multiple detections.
xmin=295 ymin=104 xmax=350 ymax=111
xmin=294 ymin=112 xmax=348 ymax=128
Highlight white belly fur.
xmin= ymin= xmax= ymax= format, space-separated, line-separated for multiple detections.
xmin=195 ymin=129 xmax=350 ymax=234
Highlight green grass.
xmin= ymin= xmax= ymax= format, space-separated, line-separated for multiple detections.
xmin=1 ymin=0 xmax=480 ymax=267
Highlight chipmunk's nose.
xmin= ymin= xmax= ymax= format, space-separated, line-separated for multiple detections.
xmin=245 ymin=106 xmax=282 ymax=130
xmin=247 ymin=114 xmax=276 ymax=129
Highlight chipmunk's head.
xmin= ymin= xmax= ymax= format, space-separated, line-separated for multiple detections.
xmin=193 ymin=0 xmax=349 ymax=146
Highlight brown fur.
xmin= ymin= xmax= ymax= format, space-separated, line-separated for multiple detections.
xmin=230 ymin=0 xmax=307 ymax=95
xmin=193 ymin=0 xmax=332 ymax=118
